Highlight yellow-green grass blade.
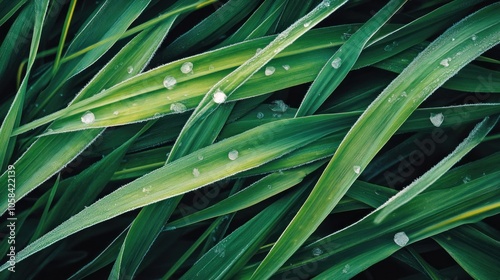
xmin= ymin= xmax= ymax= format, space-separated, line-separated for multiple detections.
xmin=251 ymin=3 xmax=500 ymax=278
xmin=165 ymin=162 xmax=324 ymax=229
xmin=110 ymin=104 xmax=236 ymax=278
xmin=0 ymin=114 xmax=350 ymax=270
xmin=15 ymin=21 xmax=500 ymax=137
xmin=0 ymin=13 xmax=178 ymax=215
xmin=0 ymin=0 xmax=49 ymax=170
xmin=295 ymin=0 xmax=407 ymax=117
xmin=109 ymin=103 xmax=500 ymax=181
xmin=179 ymin=182 xmax=310 ymax=279
xmin=374 ymin=115 xmax=498 ymax=223
xmin=434 ymin=225 xmax=500 ymax=279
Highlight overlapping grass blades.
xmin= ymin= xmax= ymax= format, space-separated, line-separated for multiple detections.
xmin=0 ymin=0 xmax=499 ymax=278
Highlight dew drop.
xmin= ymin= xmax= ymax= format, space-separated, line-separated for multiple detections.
xmin=394 ymin=232 xmax=409 ymax=247
xmin=181 ymin=62 xmax=193 ymax=74
xmin=439 ymin=58 xmax=451 ymax=67
xmin=142 ymin=186 xmax=152 ymax=194
xmin=113 ymin=111 xmax=119 ymax=116
xmin=312 ymin=247 xmax=323 ymax=257
xmin=323 ymin=0 xmax=331 ymax=7
xmin=257 ymin=112 xmax=264 ymax=119
xmin=384 ymin=44 xmax=393 ymax=52
xmin=269 ymin=100 xmax=288 ymax=112
xmin=192 ymin=168 xmax=200 ymax=177
xmin=342 ymin=264 xmax=350 ymax=274
xmin=228 ymin=149 xmax=239 ymax=160
xmin=462 ymin=176 xmax=471 ymax=183
xmin=170 ymin=103 xmax=187 ymax=113
xmin=353 ymin=165 xmax=361 ymax=174
xmin=471 ymin=34 xmax=477 ymax=41
xmin=282 ymin=64 xmax=290 ymax=71
xmin=81 ymin=111 xmax=95 ymax=124
xmin=265 ymin=66 xmax=276 ymax=76
xmin=331 ymin=57 xmax=342 ymax=69
xmin=430 ymin=112 xmax=444 ymax=127
xmin=127 ymin=66 xmax=133 ymax=74
xmin=256 ymin=48 xmax=263 ymax=54
xmin=401 ymin=91 xmax=407 ymax=98
xmin=163 ymin=76 xmax=177 ymax=89
xmin=303 ymin=21 xmax=311 ymax=27
xmin=213 ymin=89 xmax=227 ymax=104
xmin=154 ymin=113 xmax=161 ymax=118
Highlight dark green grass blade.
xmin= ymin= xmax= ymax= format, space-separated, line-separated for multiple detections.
xmin=0 ymin=114 xmax=348 ymax=270
xmin=434 ymin=225 xmax=500 ymax=279
xmin=374 ymin=116 xmax=498 ymax=223
xmin=0 ymin=9 xmax=179 ymax=215
xmin=295 ymin=0 xmax=407 ymax=117
xmin=0 ymin=0 xmax=49 ymax=170
xmin=251 ymin=4 xmax=500 ymax=278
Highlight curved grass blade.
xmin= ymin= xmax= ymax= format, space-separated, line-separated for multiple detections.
xmin=162 ymin=0 xmax=261 ymax=59
xmin=434 ymin=225 xmax=500 ymax=279
xmin=268 ymin=171 xmax=499 ymax=279
xmin=0 ymin=114 xmax=346 ymax=270
xmin=295 ymin=0 xmax=407 ymax=117
xmin=110 ymin=104 xmax=236 ymax=278
xmin=180 ymin=183 xmax=310 ymax=279
xmin=0 ymin=12 xmax=179 ymax=215
xmin=28 ymin=0 xmax=153 ymax=119
xmin=0 ymin=0 xmax=49 ymax=170
xmin=251 ymin=4 xmax=500 ymax=278
xmin=0 ymin=0 xmax=27 ymax=27
xmin=374 ymin=116 xmax=498 ymax=223
xmin=165 ymin=162 xmax=324 ymax=229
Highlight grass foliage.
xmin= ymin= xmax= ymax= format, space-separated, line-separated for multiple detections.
xmin=0 ymin=0 xmax=499 ymax=279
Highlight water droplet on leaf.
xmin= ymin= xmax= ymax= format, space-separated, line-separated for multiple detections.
xmin=331 ymin=57 xmax=342 ymax=69
xmin=170 ymin=103 xmax=187 ymax=113
xmin=213 ymin=89 xmax=227 ymax=104
xmin=81 ymin=111 xmax=95 ymax=124
xmin=228 ymin=150 xmax=239 ymax=160
xmin=430 ymin=113 xmax=444 ymax=127
xmin=265 ymin=66 xmax=276 ymax=76
xmin=181 ymin=62 xmax=193 ymax=74
xmin=163 ymin=76 xmax=177 ymax=89
xmin=394 ymin=232 xmax=409 ymax=247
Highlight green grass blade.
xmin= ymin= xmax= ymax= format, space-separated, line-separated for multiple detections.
xmin=375 ymin=115 xmax=499 ymax=223
xmin=180 ymin=184 xmax=309 ymax=279
xmin=434 ymin=225 xmax=500 ymax=279
xmin=0 ymin=0 xmax=49 ymax=170
xmin=250 ymin=3 xmax=500 ymax=278
xmin=166 ymin=162 xmax=323 ymax=229
xmin=295 ymin=0 xmax=407 ymax=117
xmin=0 ymin=0 xmax=27 ymax=27
xmin=1 ymin=114 xmax=345 ymax=270
xmin=0 ymin=13 xmax=178 ymax=215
